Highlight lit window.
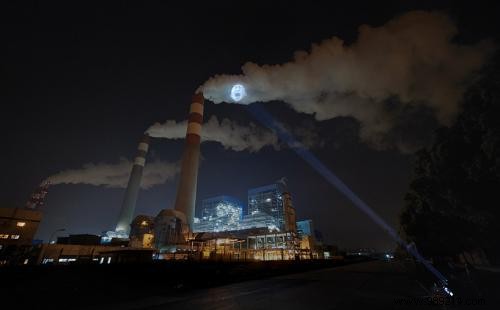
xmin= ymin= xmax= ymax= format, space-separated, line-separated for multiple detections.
xmin=0 ymin=234 xmax=9 ymax=239
xmin=42 ymin=258 xmax=54 ymax=264
xmin=140 ymin=220 xmax=148 ymax=226
xmin=11 ymin=235 xmax=20 ymax=239
xmin=16 ymin=222 xmax=26 ymax=227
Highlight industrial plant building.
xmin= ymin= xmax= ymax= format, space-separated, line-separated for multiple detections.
xmin=0 ymin=207 xmax=43 ymax=265
xmin=0 ymin=207 xmax=42 ymax=247
xmin=89 ymin=93 xmax=326 ymax=261
xmin=193 ymin=196 xmax=243 ymax=232
xmin=35 ymin=232 xmax=154 ymax=265
xmin=1 ymin=92 xmax=331 ymax=266
xmin=128 ymin=215 xmax=154 ymax=248
xmin=192 ymin=184 xmax=297 ymax=233
xmin=248 ymin=183 xmax=290 ymax=231
xmin=124 ymin=179 xmax=326 ymax=261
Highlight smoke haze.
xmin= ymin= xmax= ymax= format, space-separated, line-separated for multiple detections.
xmin=147 ymin=115 xmax=279 ymax=152
xmin=46 ymin=117 xmax=321 ymax=190
xmin=47 ymin=159 xmax=179 ymax=189
xmin=200 ymin=11 xmax=494 ymax=152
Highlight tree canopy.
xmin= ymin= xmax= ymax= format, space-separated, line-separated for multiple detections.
xmin=400 ymin=54 xmax=500 ymax=263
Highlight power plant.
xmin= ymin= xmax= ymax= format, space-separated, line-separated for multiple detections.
xmin=104 ymin=94 xmax=205 ymax=245
xmin=102 ymin=93 xmax=323 ymax=259
xmin=2 ymin=92 xmax=330 ymax=265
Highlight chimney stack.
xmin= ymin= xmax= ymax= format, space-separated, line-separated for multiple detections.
xmin=115 ymin=134 xmax=150 ymax=235
xmin=173 ymin=93 xmax=204 ymax=229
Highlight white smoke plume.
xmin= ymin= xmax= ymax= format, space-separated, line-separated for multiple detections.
xmin=147 ymin=115 xmax=279 ymax=152
xmin=47 ymin=159 xmax=179 ymax=189
xmin=199 ymin=11 xmax=494 ymax=152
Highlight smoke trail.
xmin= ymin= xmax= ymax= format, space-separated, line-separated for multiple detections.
xmin=147 ymin=115 xmax=280 ymax=152
xmin=199 ymin=11 xmax=494 ymax=152
xmin=47 ymin=158 xmax=179 ymax=189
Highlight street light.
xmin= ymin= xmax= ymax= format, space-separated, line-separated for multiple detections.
xmin=48 ymin=228 xmax=66 ymax=244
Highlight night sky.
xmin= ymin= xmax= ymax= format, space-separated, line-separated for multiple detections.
xmin=2 ymin=1 xmax=499 ymax=250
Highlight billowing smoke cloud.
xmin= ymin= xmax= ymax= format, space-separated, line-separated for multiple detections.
xmin=147 ymin=115 xmax=280 ymax=152
xmin=200 ymin=11 xmax=494 ymax=152
xmin=47 ymin=159 xmax=179 ymax=189
xmin=292 ymin=121 xmax=325 ymax=149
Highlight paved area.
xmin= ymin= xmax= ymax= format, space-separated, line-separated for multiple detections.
xmin=94 ymin=261 xmax=432 ymax=310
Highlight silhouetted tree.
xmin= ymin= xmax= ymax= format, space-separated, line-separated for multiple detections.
xmin=400 ymin=54 xmax=500 ymax=263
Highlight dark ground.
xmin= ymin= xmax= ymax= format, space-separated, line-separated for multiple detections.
xmin=0 ymin=258 xmax=359 ymax=309
xmin=97 ymin=260 xmax=431 ymax=310
xmin=1 ymin=258 xmax=498 ymax=309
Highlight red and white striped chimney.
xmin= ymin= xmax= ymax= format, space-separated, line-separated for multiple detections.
xmin=173 ymin=93 xmax=204 ymax=229
xmin=115 ymin=134 xmax=150 ymax=235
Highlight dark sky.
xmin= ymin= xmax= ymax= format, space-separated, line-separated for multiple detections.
xmin=2 ymin=0 xmax=498 ymax=250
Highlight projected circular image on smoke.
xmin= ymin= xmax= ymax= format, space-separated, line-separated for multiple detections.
xmin=230 ymin=84 xmax=246 ymax=102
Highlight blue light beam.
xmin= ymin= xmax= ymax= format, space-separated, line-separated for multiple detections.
xmin=246 ymin=103 xmax=448 ymax=285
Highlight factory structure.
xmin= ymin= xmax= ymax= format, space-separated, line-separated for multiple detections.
xmin=1 ymin=93 xmax=329 ymax=265
xmin=106 ymin=93 xmax=324 ymax=261
xmin=105 ymin=93 xmax=323 ymax=260
xmin=126 ymin=181 xmax=322 ymax=261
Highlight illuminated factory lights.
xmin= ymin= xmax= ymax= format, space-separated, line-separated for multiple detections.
xmin=193 ymin=196 xmax=243 ymax=233
xmin=193 ymin=183 xmax=296 ymax=235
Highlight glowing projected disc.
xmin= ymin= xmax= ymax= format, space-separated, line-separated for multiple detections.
xmin=230 ymin=84 xmax=246 ymax=102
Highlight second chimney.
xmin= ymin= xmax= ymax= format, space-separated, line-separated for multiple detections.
xmin=115 ymin=134 xmax=150 ymax=235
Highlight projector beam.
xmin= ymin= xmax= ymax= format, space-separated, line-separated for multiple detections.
xmin=246 ymin=102 xmax=449 ymax=285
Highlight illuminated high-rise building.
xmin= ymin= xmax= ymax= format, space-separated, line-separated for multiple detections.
xmin=247 ymin=182 xmax=296 ymax=232
xmin=191 ymin=182 xmax=296 ymax=234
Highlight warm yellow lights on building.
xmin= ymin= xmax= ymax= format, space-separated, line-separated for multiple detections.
xmin=142 ymin=233 xmax=154 ymax=248
xmin=140 ymin=220 xmax=148 ymax=226
xmin=16 ymin=222 xmax=26 ymax=227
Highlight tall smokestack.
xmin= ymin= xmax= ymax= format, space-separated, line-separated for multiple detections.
xmin=173 ymin=93 xmax=204 ymax=229
xmin=115 ymin=134 xmax=150 ymax=235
